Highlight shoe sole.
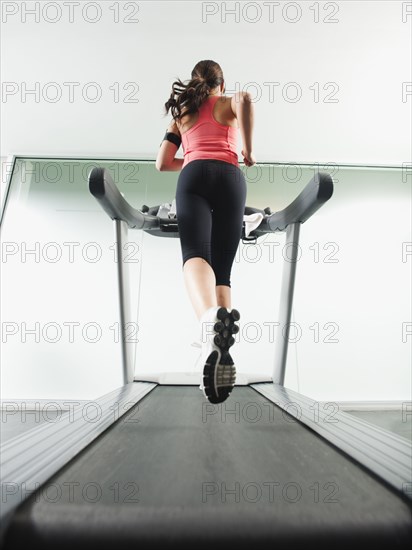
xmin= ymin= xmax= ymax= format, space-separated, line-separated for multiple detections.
xmin=202 ymin=307 xmax=240 ymax=404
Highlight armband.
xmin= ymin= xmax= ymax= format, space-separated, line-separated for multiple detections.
xmin=162 ymin=131 xmax=181 ymax=148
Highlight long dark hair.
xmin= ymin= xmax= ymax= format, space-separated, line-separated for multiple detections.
xmin=164 ymin=60 xmax=224 ymax=122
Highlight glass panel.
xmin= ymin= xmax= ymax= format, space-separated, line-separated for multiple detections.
xmin=1 ymin=158 xmax=148 ymax=400
xmin=1 ymin=159 xmax=410 ymax=414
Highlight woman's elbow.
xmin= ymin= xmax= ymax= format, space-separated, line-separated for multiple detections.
xmin=155 ymin=160 xmax=164 ymax=171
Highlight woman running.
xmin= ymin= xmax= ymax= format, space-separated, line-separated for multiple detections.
xmin=156 ymin=59 xmax=256 ymax=404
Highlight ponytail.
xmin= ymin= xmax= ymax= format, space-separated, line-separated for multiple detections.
xmin=164 ymin=76 xmax=210 ymax=121
xmin=164 ymin=60 xmax=224 ymax=122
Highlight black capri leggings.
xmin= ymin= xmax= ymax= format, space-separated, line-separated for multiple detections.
xmin=175 ymin=159 xmax=247 ymax=287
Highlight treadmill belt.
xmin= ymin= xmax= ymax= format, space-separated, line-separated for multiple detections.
xmin=4 ymin=386 xmax=412 ymax=549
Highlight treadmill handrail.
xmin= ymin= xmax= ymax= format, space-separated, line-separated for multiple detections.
xmin=89 ymin=167 xmax=334 ymax=234
xmin=89 ymin=167 xmax=159 ymax=230
xmin=256 ymin=171 xmax=334 ymax=234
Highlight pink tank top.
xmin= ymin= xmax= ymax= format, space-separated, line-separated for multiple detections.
xmin=181 ymin=96 xmax=239 ymax=169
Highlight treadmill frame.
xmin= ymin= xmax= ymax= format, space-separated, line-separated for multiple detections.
xmin=0 ymin=156 xmax=410 ymax=535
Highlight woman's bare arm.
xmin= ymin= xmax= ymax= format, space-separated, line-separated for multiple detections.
xmin=155 ymin=120 xmax=184 ymax=171
xmin=231 ymin=92 xmax=256 ymax=165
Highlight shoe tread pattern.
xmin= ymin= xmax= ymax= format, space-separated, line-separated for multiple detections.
xmin=202 ymin=307 xmax=240 ymax=404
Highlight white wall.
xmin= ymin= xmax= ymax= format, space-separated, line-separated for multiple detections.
xmin=1 ymin=0 xmax=411 ymax=164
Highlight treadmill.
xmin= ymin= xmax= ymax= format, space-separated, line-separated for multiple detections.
xmin=1 ymin=165 xmax=411 ymax=549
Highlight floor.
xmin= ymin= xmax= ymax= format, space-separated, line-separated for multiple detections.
xmin=1 ymin=409 xmax=70 ymax=443
xmin=345 ymin=410 xmax=412 ymax=442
